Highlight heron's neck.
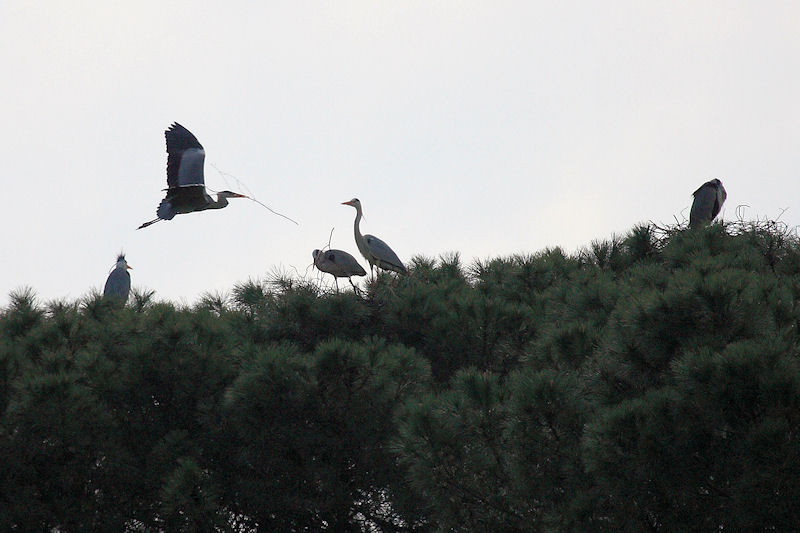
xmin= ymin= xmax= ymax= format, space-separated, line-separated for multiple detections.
xmin=352 ymin=208 xmax=372 ymax=261
xmin=352 ymin=208 xmax=363 ymax=241
xmin=207 ymin=194 xmax=229 ymax=210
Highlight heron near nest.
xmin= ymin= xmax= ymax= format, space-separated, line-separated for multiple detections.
xmin=689 ymin=178 xmax=727 ymax=228
xmin=103 ymin=254 xmax=132 ymax=303
xmin=313 ymin=249 xmax=367 ymax=291
xmin=342 ymin=198 xmax=407 ymax=278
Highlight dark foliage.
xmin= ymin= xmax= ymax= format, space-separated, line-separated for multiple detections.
xmin=3 ymin=221 xmax=800 ymax=531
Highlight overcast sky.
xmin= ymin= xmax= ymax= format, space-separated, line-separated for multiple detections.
xmin=2 ymin=2 xmax=799 ymax=306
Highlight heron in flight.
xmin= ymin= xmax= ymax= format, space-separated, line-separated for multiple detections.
xmin=138 ymin=123 xmax=247 ymax=229
xmin=103 ymin=254 xmax=132 ymax=303
xmin=689 ymin=178 xmax=727 ymax=228
xmin=342 ymin=198 xmax=407 ymax=277
xmin=313 ymin=249 xmax=367 ymax=291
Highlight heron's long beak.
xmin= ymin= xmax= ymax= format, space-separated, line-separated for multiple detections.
xmin=127 ymin=265 xmax=133 ymax=270
xmin=233 ymin=193 xmax=248 ymax=198
xmin=341 ymin=200 xmax=353 ymax=206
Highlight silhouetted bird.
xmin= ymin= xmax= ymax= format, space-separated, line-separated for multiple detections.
xmin=342 ymin=198 xmax=407 ymax=277
xmin=690 ymin=178 xmax=727 ymax=228
xmin=313 ymin=248 xmax=367 ymax=290
xmin=103 ymin=254 xmax=131 ymax=303
xmin=138 ymin=123 xmax=247 ymax=229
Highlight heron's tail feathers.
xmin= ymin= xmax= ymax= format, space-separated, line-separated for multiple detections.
xmin=378 ymin=260 xmax=408 ymax=275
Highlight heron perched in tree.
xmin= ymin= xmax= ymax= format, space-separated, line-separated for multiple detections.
xmin=103 ymin=254 xmax=132 ymax=303
xmin=138 ymin=123 xmax=247 ymax=229
xmin=689 ymin=178 xmax=727 ymax=228
xmin=342 ymin=198 xmax=407 ymax=277
xmin=312 ymin=249 xmax=367 ymax=290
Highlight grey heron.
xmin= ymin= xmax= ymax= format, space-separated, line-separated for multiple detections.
xmin=103 ymin=254 xmax=132 ymax=302
xmin=138 ymin=123 xmax=247 ymax=229
xmin=313 ymin=248 xmax=367 ymax=290
xmin=689 ymin=178 xmax=727 ymax=228
xmin=342 ymin=198 xmax=407 ymax=277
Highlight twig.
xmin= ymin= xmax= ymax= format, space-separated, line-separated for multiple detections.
xmin=210 ymin=163 xmax=299 ymax=225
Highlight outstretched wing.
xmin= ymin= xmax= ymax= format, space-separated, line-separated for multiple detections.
xmin=364 ymin=234 xmax=406 ymax=274
xmin=165 ymin=123 xmax=206 ymax=188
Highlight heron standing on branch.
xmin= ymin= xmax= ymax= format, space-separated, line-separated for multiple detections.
xmin=103 ymin=254 xmax=132 ymax=303
xmin=313 ymin=249 xmax=367 ymax=291
xmin=138 ymin=123 xmax=247 ymax=229
xmin=342 ymin=198 xmax=407 ymax=277
xmin=689 ymin=178 xmax=727 ymax=228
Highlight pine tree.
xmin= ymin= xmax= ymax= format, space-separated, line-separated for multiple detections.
xmin=3 ymin=221 xmax=800 ymax=530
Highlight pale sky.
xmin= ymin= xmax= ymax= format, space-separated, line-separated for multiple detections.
xmin=2 ymin=2 xmax=799 ymax=306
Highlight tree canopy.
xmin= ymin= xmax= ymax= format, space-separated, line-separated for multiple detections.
xmin=3 ymin=221 xmax=800 ymax=531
